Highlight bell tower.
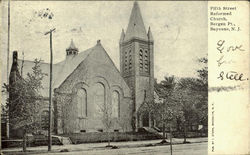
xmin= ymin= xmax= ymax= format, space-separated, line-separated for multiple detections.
xmin=66 ymin=39 xmax=78 ymax=58
xmin=120 ymin=1 xmax=154 ymax=130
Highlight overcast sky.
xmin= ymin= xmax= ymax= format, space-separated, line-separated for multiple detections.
xmin=1 ymin=1 xmax=207 ymax=83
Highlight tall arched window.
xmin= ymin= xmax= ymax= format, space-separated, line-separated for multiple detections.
xmin=77 ymin=88 xmax=87 ymax=117
xmin=93 ymin=83 xmax=105 ymax=117
xmin=112 ymin=91 xmax=120 ymax=118
xmin=41 ymin=110 xmax=49 ymax=130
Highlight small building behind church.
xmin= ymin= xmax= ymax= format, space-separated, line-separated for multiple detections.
xmin=8 ymin=1 xmax=156 ymax=136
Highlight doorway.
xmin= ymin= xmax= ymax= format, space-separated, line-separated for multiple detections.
xmin=142 ymin=112 xmax=149 ymax=127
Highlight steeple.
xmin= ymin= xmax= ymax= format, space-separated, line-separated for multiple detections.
xmin=66 ymin=39 xmax=78 ymax=56
xmin=124 ymin=1 xmax=147 ymax=41
xmin=119 ymin=1 xmax=154 ymax=130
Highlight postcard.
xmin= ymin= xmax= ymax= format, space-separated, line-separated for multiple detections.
xmin=0 ymin=1 xmax=249 ymax=154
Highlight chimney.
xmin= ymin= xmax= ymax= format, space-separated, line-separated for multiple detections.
xmin=10 ymin=51 xmax=19 ymax=84
xmin=13 ymin=51 xmax=18 ymax=64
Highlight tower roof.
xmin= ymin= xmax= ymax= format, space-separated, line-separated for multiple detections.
xmin=124 ymin=1 xmax=148 ymax=41
xmin=67 ymin=39 xmax=78 ymax=50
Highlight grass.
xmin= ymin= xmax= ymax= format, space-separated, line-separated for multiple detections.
xmin=61 ymin=132 xmax=163 ymax=144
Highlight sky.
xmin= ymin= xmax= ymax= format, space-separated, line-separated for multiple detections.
xmin=1 ymin=1 xmax=207 ymax=84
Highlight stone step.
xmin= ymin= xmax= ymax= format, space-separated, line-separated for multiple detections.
xmin=52 ymin=135 xmax=72 ymax=145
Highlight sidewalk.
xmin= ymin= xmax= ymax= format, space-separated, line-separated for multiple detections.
xmin=2 ymin=137 xmax=208 ymax=154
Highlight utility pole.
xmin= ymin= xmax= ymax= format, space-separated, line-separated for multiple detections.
xmin=6 ymin=0 xmax=11 ymax=140
xmin=170 ymin=125 xmax=173 ymax=155
xmin=44 ymin=28 xmax=55 ymax=151
xmin=7 ymin=0 xmax=10 ymax=84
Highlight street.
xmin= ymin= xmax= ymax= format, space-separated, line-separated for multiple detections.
xmin=44 ymin=142 xmax=207 ymax=155
xmin=2 ymin=138 xmax=208 ymax=155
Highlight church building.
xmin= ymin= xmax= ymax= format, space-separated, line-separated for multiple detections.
xmin=9 ymin=1 xmax=155 ymax=135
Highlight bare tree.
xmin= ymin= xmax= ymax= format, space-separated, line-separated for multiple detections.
xmin=117 ymin=113 xmax=129 ymax=132
xmin=99 ymin=101 xmax=114 ymax=147
xmin=117 ymin=102 xmax=133 ymax=132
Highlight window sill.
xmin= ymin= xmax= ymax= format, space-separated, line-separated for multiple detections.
xmin=78 ymin=117 xmax=87 ymax=119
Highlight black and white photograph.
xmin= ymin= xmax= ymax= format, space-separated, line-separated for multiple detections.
xmin=1 ymin=1 xmax=209 ymax=154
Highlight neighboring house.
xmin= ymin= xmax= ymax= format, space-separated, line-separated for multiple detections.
xmin=8 ymin=1 xmax=155 ymax=135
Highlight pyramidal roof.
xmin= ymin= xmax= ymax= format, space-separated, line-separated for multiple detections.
xmin=67 ymin=39 xmax=77 ymax=50
xmin=124 ymin=1 xmax=148 ymax=41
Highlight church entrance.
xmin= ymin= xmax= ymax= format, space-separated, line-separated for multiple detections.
xmin=142 ymin=112 xmax=149 ymax=127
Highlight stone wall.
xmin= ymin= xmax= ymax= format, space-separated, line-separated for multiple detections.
xmin=55 ymin=44 xmax=132 ymax=134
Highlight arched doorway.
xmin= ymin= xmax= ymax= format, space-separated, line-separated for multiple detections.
xmin=142 ymin=112 xmax=149 ymax=127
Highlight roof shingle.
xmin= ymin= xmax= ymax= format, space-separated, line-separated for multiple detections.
xmin=17 ymin=44 xmax=96 ymax=97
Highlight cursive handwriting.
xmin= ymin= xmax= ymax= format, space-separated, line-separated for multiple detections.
xmin=218 ymin=71 xmax=248 ymax=81
xmin=216 ymin=55 xmax=235 ymax=67
xmin=217 ymin=40 xmax=245 ymax=53
xmin=209 ymin=85 xmax=242 ymax=92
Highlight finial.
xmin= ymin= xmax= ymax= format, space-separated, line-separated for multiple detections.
xmin=97 ymin=40 xmax=101 ymax=44
xmin=148 ymin=26 xmax=154 ymax=41
xmin=120 ymin=29 xmax=126 ymax=43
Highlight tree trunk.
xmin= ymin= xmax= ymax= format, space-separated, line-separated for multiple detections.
xmin=170 ymin=126 xmax=173 ymax=155
xmin=183 ymin=124 xmax=187 ymax=143
xmin=161 ymin=122 xmax=167 ymax=143
xmin=23 ymin=129 xmax=27 ymax=152
xmin=108 ymin=131 xmax=111 ymax=146
xmin=131 ymin=115 xmax=136 ymax=132
xmin=163 ymin=122 xmax=166 ymax=139
xmin=177 ymin=119 xmax=181 ymax=131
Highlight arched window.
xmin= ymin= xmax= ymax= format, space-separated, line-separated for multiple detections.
xmin=112 ymin=91 xmax=120 ymax=118
xmin=77 ymin=88 xmax=87 ymax=117
xmin=144 ymin=50 xmax=149 ymax=72
xmin=93 ymin=83 xmax=105 ymax=117
xmin=139 ymin=49 xmax=143 ymax=71
xmin=41 ymin=110 xmax=49 ymax=130
xmin=129 ymin=54 xmax=132 ymax=71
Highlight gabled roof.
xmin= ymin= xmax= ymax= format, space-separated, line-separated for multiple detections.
xmin=17 ymin=44 xmax=96 ymax=97
xmin=53 ymin=45 xmax=95 ymax=88
xmin=124 ymin=1 xmax=148 ymax=41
